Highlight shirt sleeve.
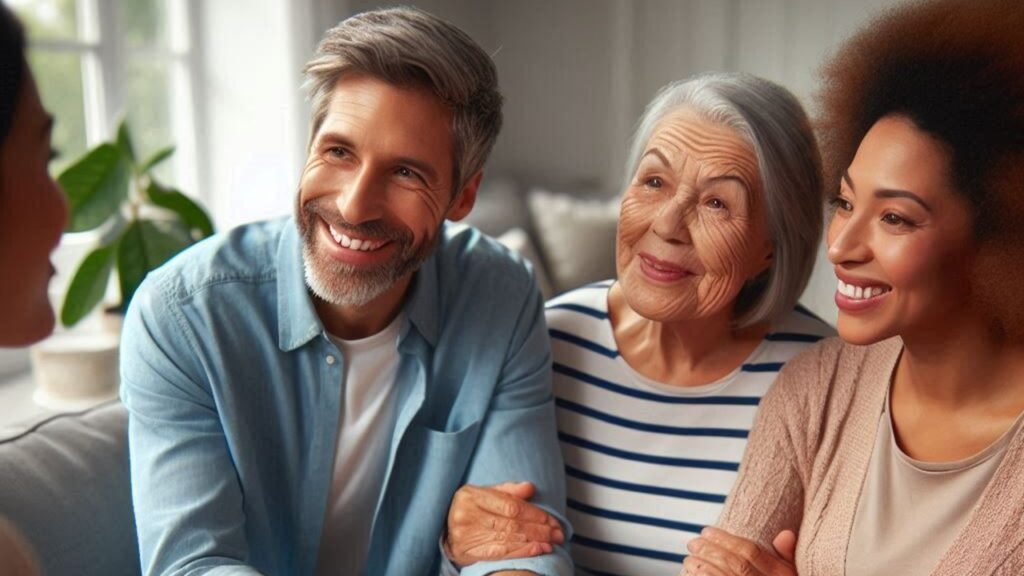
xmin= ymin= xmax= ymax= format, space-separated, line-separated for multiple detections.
xmin=453 ymin=278 xmax=573 ymax=576
xmin=120 ymin=278 xmax=263 ymax=576
xmin=714 ymin=344 xmax=822 ymax=550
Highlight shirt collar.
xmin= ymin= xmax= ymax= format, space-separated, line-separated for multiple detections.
xmin=277 ymin=219 xmax=323 ymax=351
xmin=276 ymin=218 xmax=443 ymax=351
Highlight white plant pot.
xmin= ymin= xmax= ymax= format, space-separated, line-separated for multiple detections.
xmin=29 ymin=330 xmax=120 ymax=411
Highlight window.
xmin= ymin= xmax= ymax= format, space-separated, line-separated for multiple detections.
xmin=10 ymin=0 xmax=202 ymax=196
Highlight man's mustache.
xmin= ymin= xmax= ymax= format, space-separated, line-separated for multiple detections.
xmin=303 ymin=198 xmax=410 ymax=242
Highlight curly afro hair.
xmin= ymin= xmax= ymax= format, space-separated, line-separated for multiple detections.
xmin=817 ymin=0 xmax=1024 ymax=339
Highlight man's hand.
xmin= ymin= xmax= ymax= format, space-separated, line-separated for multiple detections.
xmin=445 ymin=482 xmax=565 ymax=567
xmin=681 ymin=527 xmax=798 ymax=576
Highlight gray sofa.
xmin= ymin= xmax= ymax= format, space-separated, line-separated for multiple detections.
xmin=0 ymin=402 xmax=139 ymax=575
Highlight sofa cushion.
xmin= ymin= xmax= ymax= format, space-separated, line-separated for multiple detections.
xmin=0 ymin=402 xmax=139 ymax=576
xmin=527 ymin=188 xmax=619 ymax=294
xmin=496 ymin=227 xmax=555 ymax=299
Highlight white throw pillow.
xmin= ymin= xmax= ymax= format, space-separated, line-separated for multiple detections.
xmin=496 ymin=227 xmax=555 ymax=300
xmin=527 ymin=189 xmax=619 ymax=294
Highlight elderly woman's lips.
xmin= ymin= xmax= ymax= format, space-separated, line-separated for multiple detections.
xmin=638 ymin=253 xmax=691 ymax=282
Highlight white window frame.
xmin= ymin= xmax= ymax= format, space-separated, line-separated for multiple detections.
xmin=25 ymin=0 xmax=206 ymax=202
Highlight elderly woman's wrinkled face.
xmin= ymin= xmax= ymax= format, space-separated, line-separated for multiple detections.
xmin=827 ymin=115 xmax=975 ymax=345
xmin=617 ymin=108 xmax=771 ymax=323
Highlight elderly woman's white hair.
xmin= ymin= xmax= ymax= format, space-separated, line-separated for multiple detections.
xmin=623 ymin=72 xmax=824 ymax=328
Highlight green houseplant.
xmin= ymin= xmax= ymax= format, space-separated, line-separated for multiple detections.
xmin=56 ymin=120 xmax=215 ymax=326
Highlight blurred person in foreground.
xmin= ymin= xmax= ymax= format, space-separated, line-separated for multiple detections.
xmin=0 ymin=3 xmax=70 ymax=575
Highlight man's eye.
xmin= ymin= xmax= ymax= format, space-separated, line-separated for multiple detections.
xmin=396 ymin=167 xmax=414 ymax=178
xmin=327 ymin=147 xmax=348 ymax=158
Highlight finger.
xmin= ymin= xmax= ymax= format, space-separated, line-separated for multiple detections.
xmin=772 ymin=530 xmax=797 ymax=563
xmin=466 ymin=540 xmax=551 ymax=562
xmin=682 ymin=553 xmax=729 ymax=576
xmin=702 ymin=527 xmax=788 ymax=574
xmin=688 ymin=537 xmax=763 ymax=576
xmin=492 ymin=481 xmax=537 ymax=500
xmin=474 ymin=489 xmax=554 ymax=525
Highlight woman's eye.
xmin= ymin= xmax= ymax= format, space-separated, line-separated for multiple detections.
xmin=706 ymin=198 xmax=726 ymax=210
xmin=829 ymin=196 xmax=853 ymax=212
xmin=645 ymin=177 xmax=663 ymax=189
xmin=881 ymin=212 xmax=915 ymax=227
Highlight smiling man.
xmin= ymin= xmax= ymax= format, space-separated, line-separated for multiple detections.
xmin=120 ymin=8 xmax=570 ymax=576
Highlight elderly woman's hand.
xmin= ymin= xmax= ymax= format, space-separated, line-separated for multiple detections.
xmin=444 ymin=482 xmax=565 ymax=567
xmin=681 ymin=528 xmax=797 ymax=576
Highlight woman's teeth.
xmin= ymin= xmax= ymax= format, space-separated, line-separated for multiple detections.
xmin=838 ymin=279 xmax=890 ymax=300
xmin=328 ymin=224 xmax=385 ymax=252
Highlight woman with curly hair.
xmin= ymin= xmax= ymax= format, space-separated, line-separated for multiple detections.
xmin=683 ymin=0 xmax=1024 ymax=575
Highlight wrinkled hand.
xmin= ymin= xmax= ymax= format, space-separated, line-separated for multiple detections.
xmin=681 ymin=528 xmax=798 ymax=576
xmin=445 ymin=482 xmax=565 ymax=568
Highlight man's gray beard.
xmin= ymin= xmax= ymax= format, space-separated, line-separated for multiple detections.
xmin=300 ymin=219 xmax=437 ymax=308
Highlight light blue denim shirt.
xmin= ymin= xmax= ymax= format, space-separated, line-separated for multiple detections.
xmin=120 ymin=217 xmax=572 ymax=576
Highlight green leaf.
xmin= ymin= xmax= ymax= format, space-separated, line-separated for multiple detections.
xmin=147 ymin=181 xmax=215 ymax=238
xmin=60 ymin=243 xmax=117 ymax=327
xmin=57 ymin=143 xmax=131 ymax=232
xmin=117 ymin=220 xmax=192 ymax=307
xmin=116 ymin=119 xmax=135 ymax=164
xmin=139 ymin=146 xmax=175 ymax=175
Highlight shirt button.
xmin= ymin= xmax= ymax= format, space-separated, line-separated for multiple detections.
xmin=326 ymin=355 xmax=336 ymax=365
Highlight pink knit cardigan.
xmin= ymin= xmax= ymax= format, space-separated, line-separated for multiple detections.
xmin=717 ymin=336 xmax=1024 ymax=575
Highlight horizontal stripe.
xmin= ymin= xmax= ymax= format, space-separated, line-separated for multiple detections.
xmin=549 ymin=329 xmax=619 ymax=359
xmin=565 ymin=464 xmax=727 ymax=504
xmin=545 ymin=302 xmax=609 ymax=320
xmin=741 ymin=362 xmax=783 ymax=372
xmin=554 ymin=363 xmax=762 ymax=405
xmin=765 ymin=332 xmax=824 ymax=343
xmin=557 ymin=398 xmax=749 ymax=438
xmin=572 ymin=534 xmax=686 ymax=564
xmin=559 ymin=432 xmax=740 ymax=471
xmin=569 ymin=498 xmax=706 ymax=534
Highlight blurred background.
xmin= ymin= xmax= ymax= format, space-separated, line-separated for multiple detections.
xmin=2 ymin=0 xmax=900 ymax=387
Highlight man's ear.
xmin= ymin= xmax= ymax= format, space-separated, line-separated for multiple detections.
xmin=445 ymin=170 xmax=483 ymax=222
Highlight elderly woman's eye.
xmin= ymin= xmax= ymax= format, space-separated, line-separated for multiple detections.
xmin=644 ymin=177 xmax=663 ymax=189
xmin=706 ymin=198 xmax=726 ymax=210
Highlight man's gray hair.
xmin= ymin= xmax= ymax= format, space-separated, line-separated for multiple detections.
xmin=623 ymin=72 xmax=823 ymax=328
xmin=303 ymin=7 xmax=503 ymax=193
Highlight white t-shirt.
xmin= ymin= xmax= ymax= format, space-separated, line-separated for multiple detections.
xmin=315 ymin=314 xmax=403 ymax=576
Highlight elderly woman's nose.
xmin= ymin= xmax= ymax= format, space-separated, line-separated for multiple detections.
xmin=652 ymin=193 xmax=695 ymax=244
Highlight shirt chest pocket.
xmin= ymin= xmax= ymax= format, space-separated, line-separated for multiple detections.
xmin=375 ymin=420 xmax=482 ymax=571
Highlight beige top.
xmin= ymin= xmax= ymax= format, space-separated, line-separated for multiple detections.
xmin=846 ymin=388 xmax=1024 ymax=576
xmin=717 ymin=337 xmax=1024 ymax=576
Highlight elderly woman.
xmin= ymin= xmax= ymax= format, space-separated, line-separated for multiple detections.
xmin=683 ymin=1 xmax=1024 ymax=575
xmin=443 ymin=72 xmax=833 ymax=575
xmin=0 ymin=4 xmax=70 ymax=575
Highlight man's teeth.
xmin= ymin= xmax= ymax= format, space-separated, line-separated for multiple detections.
xmin=837 ymin=279 xmax=890 ymax=300
xmin=328 ymin=224 xmax=384 ymax=251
